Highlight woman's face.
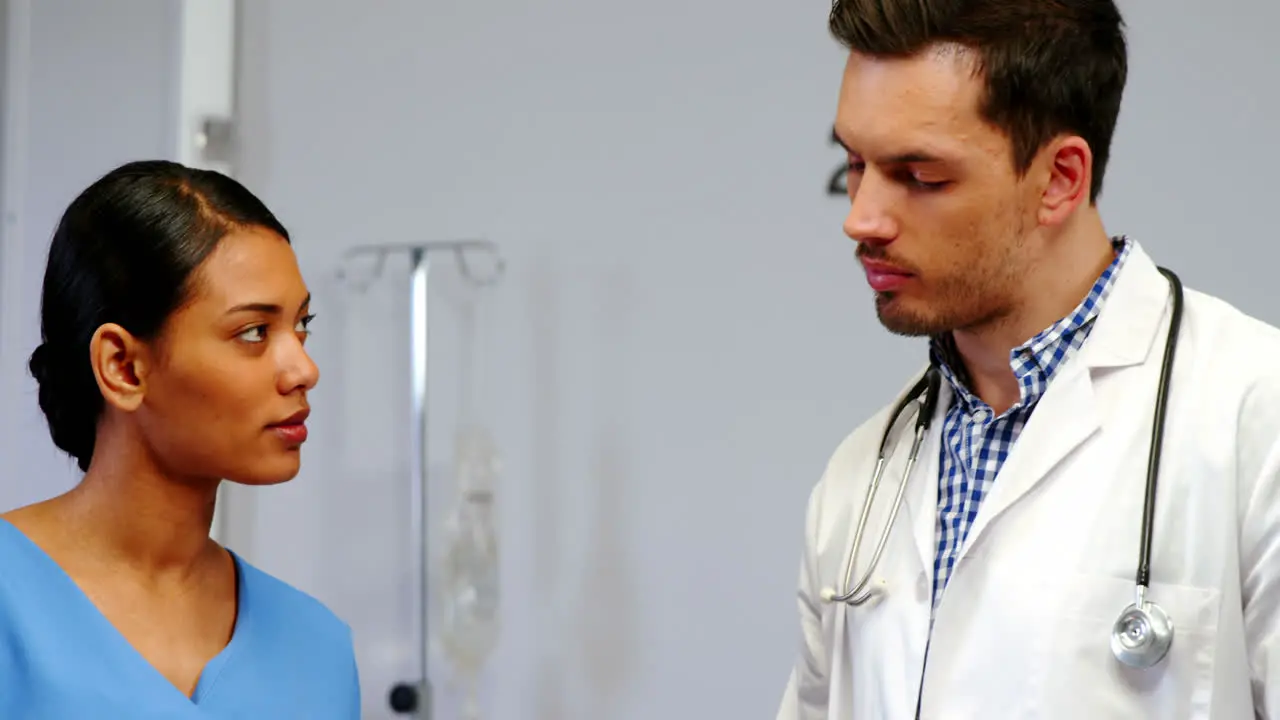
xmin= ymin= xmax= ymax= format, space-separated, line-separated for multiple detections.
xmin=134 ymin=225 xmax=320 ymax=485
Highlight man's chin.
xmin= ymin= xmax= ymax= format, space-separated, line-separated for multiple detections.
xmin=875 ymin=294 xmax=947 ymax=337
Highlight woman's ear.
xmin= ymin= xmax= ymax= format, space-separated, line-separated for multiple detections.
xmin=89 ymin=323 xmax=151 ymax=412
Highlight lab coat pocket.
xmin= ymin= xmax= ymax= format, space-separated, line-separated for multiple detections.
xmin=1030 ymin=571 xmax=1220 ymax=719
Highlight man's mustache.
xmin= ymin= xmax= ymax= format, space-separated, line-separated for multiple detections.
xmin=855 ymin=244 xmax=918 ymax=274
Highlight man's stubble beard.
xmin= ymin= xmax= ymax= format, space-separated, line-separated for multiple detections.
xmin=874 ymin=277 xmax=988 ymax=337
xmin=873 ymin=214 xmax=1028 ymax=339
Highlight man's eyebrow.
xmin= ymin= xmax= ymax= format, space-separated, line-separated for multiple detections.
xmin=833 ymin=127 xmax=950 ymax=165
xmin=225 ymin=293 xmax=311 ymax=316
xmin=881 ymin=151 xmax=947 ymax=164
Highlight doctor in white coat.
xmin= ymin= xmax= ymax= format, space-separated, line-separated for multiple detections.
xmin=778 ymin=2 xmax=1280 ymax=718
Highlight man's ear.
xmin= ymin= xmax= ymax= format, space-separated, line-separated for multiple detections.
xmin=89 ymin=323 xmax=151 ymax=412
xmin=1037 ymin=135 xmax=1094 ymax=226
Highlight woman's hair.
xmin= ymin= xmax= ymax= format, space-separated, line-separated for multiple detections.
xmin=30 ymin=160 xmax=291 ymax=471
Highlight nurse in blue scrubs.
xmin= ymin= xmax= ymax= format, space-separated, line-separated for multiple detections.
xmin=0 ymin=160 xmax=360 ymax=718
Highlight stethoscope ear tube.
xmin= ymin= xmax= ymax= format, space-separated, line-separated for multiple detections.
xmin=827 ymin=367 xmax=939 ymax=605
xmin=876 ymin=370 xmax=934 ymax=457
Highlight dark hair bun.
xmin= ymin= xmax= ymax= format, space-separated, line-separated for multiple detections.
xmin=28 ymin=342 xmax=98 ymax=471
xmin=28 ymin=342 xmax=52 ymax=382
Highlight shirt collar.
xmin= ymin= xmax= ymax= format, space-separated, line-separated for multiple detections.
xmin=929 ymin=236 xmax=1133 ymax=414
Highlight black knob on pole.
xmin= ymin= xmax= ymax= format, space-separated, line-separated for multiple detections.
xmin=389 ymin=683 xmax=419 ymax=714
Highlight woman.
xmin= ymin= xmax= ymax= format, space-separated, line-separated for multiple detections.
xmin=0 ymin=160 xmax=360 ymax=717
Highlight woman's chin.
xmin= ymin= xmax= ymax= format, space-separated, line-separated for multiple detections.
xmin=224 ymin=458 xmax=303 ymax=486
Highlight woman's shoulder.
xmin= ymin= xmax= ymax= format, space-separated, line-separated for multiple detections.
xmin=217 ymin=551 xmax=362 ymax=716
xmin=231 ymin=550 xmax=353 ymax=649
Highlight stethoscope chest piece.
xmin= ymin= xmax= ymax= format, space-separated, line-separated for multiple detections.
xmin=1110 ymin=593 xmax=1174 ymax=669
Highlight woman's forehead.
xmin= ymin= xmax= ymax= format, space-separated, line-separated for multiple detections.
xmin=187 ymin=227 xmax=305 ymax=311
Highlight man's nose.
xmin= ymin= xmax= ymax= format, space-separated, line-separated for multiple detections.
xmin=843 ymin=171 xmax=899 ymax=245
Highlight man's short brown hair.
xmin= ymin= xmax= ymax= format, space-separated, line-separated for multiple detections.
xmin=830 ymin=0 xmax=1128 ymax=202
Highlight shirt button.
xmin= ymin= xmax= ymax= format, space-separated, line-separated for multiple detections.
xmin=916 ymin=572 xmax=929 ymax=601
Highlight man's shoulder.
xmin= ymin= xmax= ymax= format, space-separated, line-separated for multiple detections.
xmin=1187 ymin=287 xmax=1280 ymax=352
xmin=799 ymin=367 xmax=931 ymax=535
xmin=813 ymin=367 xmax=928 ymax=488
xmin=1180 ymin=288 xmax=1280 ymax=444
xmin=1185 ymin=288 xmax=1280 ymax=388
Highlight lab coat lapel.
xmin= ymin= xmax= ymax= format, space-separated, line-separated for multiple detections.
xmin=957 ymin=361 xmax=1101 ymax=549
xmin=955 ymin=242 xmax=1172 ymax=558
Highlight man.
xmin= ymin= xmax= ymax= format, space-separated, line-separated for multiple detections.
xmin=777 ymin=1 xmax=1280 ymax=718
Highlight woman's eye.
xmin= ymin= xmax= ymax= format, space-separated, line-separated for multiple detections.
xmin=296 ymin=313 xmax=316 ymax=334
xmin=237 ymin=325 xmax=268 ymax=343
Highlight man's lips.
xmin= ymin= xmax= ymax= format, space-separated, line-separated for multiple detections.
xmin=860 ymin=259 xmax=913 ymax=292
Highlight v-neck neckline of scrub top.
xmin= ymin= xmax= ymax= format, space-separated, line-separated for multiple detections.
xmin=0 ymin=517 xmax=251 ymax=708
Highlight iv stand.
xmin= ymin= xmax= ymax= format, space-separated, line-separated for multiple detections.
xmin=336 ymin=240 xmax=506 ymax=719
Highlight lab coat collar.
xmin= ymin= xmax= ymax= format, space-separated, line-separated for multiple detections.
xmin=904 ymin=240 xmax=1172 ymax=578
xmin=1077 ymin=240 xmax=1172 ymax=371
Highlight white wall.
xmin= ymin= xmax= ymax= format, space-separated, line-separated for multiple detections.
xmin=1102 ymin=0 xmax=1280 ymax=306
xmin=0 ymin=0 xmax=181 ymax=510
xmin=230 ymin=1 xmax=1280 ymax=718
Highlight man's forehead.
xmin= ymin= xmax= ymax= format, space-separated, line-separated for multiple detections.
xmin=836 ymin=45 xmax=992 ymax=158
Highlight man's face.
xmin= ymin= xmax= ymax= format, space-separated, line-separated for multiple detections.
xmin=834 ymin=46 xmax=1045 ymax=337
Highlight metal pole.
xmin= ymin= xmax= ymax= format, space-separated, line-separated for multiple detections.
xmin=408 ymin=247 xmax=432 ymax=719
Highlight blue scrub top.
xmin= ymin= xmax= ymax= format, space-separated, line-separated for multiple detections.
xmin=0 ymin=518 xmax=361 ymax=719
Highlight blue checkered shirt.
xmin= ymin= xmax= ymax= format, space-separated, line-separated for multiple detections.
xmin=927 ymin=237 xmax=1132 ymax=608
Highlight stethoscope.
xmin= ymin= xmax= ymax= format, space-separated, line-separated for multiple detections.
xmin=821 ymin=267 xmax=1185 ymax=670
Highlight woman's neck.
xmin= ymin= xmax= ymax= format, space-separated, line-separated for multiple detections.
xmin=60 ymin=466 xmax=221 ymax=576
xmin=34 ymin=428 xmax=224 ymax=581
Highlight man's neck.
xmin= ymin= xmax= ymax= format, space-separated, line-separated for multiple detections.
xmin=951 ymin=218 xmax=1116 ymax=414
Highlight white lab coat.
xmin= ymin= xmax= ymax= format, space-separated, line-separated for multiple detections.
xmin=777 ymin=243 xmax=1280 ymax=719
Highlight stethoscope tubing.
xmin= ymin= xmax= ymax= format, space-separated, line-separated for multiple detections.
xmin=827 ymin=267 xmax=1184 ymax=669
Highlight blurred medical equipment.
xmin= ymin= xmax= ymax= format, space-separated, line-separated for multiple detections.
xmin=338 ymin=240 xmax=506 ymax=719
xmin=437 ymin=425 xmax=501 ymax=720
xmin=434 ymin=272 xmax=502 ymax=720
